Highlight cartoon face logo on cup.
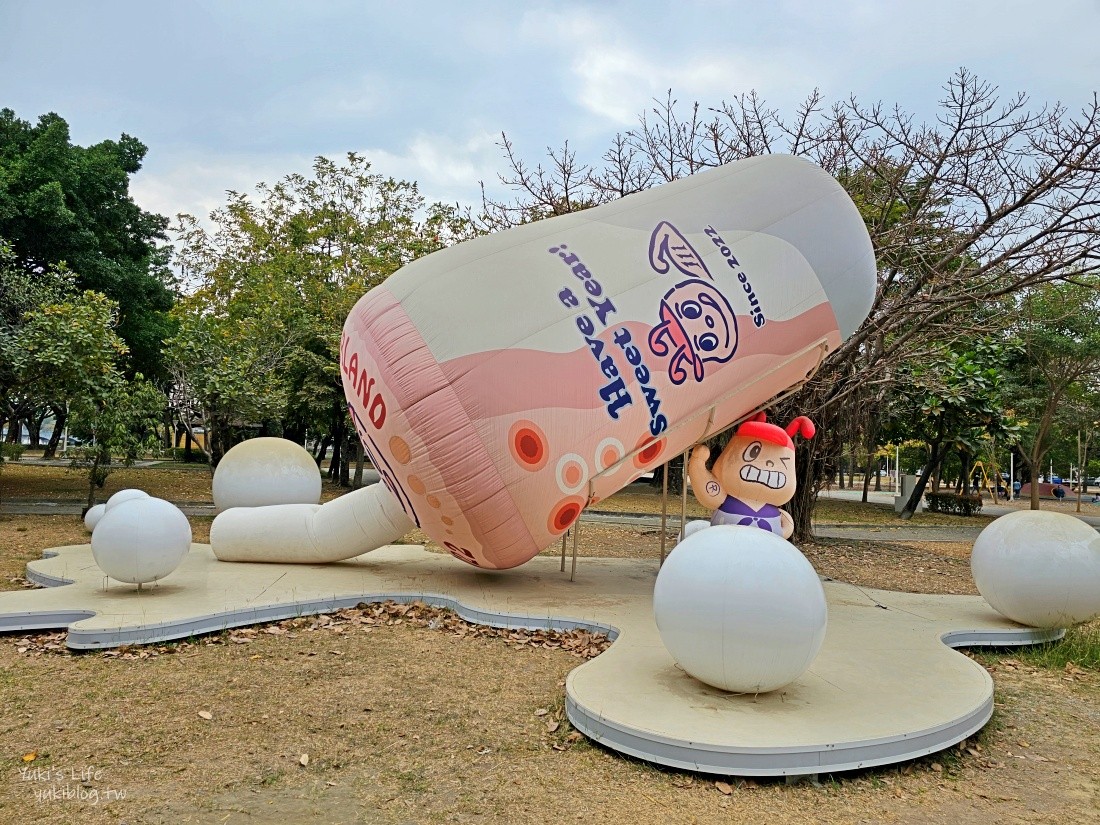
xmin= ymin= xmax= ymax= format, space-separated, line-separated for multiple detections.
xmin=647 ymin=279 xmax=739 ymax=385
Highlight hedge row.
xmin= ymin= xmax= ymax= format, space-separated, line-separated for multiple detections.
xmin=924 ymin=491 xmax=983 ymax=516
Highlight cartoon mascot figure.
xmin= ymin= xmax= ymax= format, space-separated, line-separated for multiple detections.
xmin=686 ymin=413 xmax=816 ymax=541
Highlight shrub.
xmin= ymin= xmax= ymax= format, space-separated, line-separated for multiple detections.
xmin=924 ymin=491 xmax=983 ymax=516
xmin=0 ymin=443 xmax=25 ymax=461
xmin=169 ymin=447 xmax=209 ymax=464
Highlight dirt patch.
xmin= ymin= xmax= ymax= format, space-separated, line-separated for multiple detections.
xmin=1 ymin=480 xmax=1099 ymax=823
xmin=803 ymin=538 xmax=978 ymax=596
xmin=0 ymin=463 xmax=216 ymax=504
xmin=1 ymin=610 xmax=1097 ymax=825
xmin=0 ymin=463 xmax=348 ymax=506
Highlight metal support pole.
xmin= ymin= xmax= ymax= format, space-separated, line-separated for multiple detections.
xmin=570 ymin=518 xmax=580 ymax=582
xmin=560 ymin=530 xmax=567 ymax=572
xmin=679 ymin=450 xmax=689 ymax=549
xmin=1078 ymin=430 xmax=1084 ymax=513
xmin=659 ymin=461 xmax=669 ymax=565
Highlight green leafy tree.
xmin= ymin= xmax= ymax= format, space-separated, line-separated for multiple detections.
xmin=66 ymin=376 xmax=165 ymax=511
xmin=12 ymin=291 xmax=164 ymax=508
xmin=0 ymin=108 xmax=175 ymax=379
xmin=893 ymin=339 xmax=1019 ymax=518
xmin=1006 ymin=279 xmax=1100 ymax=508
xmin=0 ymin=236 xmax=76 ymax=450
xmin=168 ymin=153 xmax=472 ymax=470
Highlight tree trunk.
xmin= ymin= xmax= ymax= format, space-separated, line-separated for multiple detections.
xmin=935 ymin=451 xmax=948 ymax=491
xmin=209 ymin=415 xmax=232 ymax=468
xmin=1021 ymin=445 xmax=1050 ymax=511
xmin=959 ymin=451 xmax=973 ymax=495
xmin=652 ymin=456 xmax=685 ymax=496
xmin=339 ymin=431 xmax=353 ymax=487
xmin=42 ymin=405 xmax=66 ymax=459
xmin=27 ymin=410 xmax=47 ymax=448
xmin=314 ymin=434 xmax=331 ymax=467
xmin=177 ymin=413 xmax=211 ymax=466
xmin=162 ymin=408 xmax=173 ymax=450
xmin=328 ymin=418 xmax=344 ymax=481
xmin=861 ymin=452 xmax=873 ymax=503
xmin=788 ymin=435 xmax=832 ymax=544
xmin=900 ymin=441 xmax=943 ymax=519
xmin=353 ymin=442 xmax=365 ymax=488
xmin=86 ymin=452 xmax=102 ymax=512
xmin=283 ymin=422 xmax=306 ymax=445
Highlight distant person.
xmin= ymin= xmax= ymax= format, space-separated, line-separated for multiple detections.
xmin=1012 ymin=480 xmax=1021 ymax=499
xmin=1053 ymin=484 xmax=1066 ymax=501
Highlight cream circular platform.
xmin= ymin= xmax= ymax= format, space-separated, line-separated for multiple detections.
xmin=2 ymin=545 xmax=1061 ymax=777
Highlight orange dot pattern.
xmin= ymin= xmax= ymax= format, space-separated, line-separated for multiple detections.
xmin=509 ymin=420 xmax=549 ymax=472
xmin=389 ymin=435 xmax=411 ymax=465
xmin=548 ymin=496 xmax=586 ymax=535
xmin=561 ymin=459 xmax=584 ymax=488
xmin=633 ymin=435 xmax=666 ymax=468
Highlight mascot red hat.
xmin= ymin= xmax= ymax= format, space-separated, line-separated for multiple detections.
xmin=734 ymin=412 xmax=816 ymax=450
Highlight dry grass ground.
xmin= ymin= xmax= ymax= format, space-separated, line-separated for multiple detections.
xmin=0 ymin=462 xmax=216 ymax=504
xmin=0 ymin=466 xmax=1098 ymax=823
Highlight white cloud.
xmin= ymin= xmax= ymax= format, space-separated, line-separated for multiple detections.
xmin=280 ymin=74 xmax=388 ymax=119
xmin=573 ymin=47 xmax=817 ymax=125
xmin=130 ymin=151 xmax=317 ymax=227
xmin=129 ymin=130 xmax=506 ymax=238
xmin=356 ymin=130 xmax=508 ymax=206
xmin=520 ymin=8 xmax=819 ymax=128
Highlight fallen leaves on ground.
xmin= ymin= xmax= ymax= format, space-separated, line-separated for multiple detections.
xmin=4 ymin=600 xmax=613 ymax=661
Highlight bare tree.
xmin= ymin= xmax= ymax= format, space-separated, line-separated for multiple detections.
xmin=481 ymin=70 xmax=1100 ymax=540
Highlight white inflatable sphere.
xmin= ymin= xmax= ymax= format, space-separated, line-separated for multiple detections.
xmin=83 ymin=503 xmax=106 ymax=533
xmin=679 ymin=519 xmax=711 ymax=543
xmin=91 ymin=497 xmax=192 ymax=585
xmin=105 ymin=488 xmax=149 ymax=512
xmin=212 ymin=437 xmax=322 ymax=513
xmin=654 ymin=526 xmax=827 ymax=693
xmin=972 ymin=510 xmax=1100 ymax=628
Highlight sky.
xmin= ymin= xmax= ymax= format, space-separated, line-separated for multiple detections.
xmin=2 ymin=0 xmax=1099 ymax=231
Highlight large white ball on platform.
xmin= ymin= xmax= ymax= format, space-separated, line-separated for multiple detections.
xmin=971 ymin=510 xmax=1100 ymax=628
xmin=91 ymin=497 xmax=192 ymax=585
xmin=105 ymin=488 xmax=149 ymax=511
xmin=83 ymin=503 xmax=106 ymax=533
xmin=654 ymin=525 xmax=827 ymax=694
xmin=212 ymin=437 xmax=322 ymax=513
